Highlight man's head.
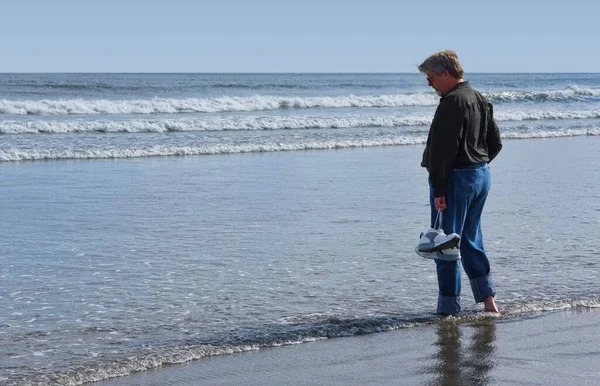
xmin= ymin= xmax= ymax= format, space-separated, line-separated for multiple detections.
xmin=418 ymin=50 xmax=464 ymax=96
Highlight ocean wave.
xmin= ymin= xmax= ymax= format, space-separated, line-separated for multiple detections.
xmin=0 ymin=138 xmax=425 ymax=162
xmin=502 ymin=127 xmax=600 ymax=139
xmin=496 ymin=109 xmax=600 ymax=121
xmin=0 ymin=116 xmax=433 ymax=134
xmin=485 ymin=85 xmax=600 ymax=102
xmin=1 ymin=87 xmax=598 ymax=116
xmin=6 ymin=298 xmax=600 ymax=386
xmin=3 ymin=109 xmax=600 ymax=135
xmin=2 ymin=128 xmax=600 ymax=162
xmin=0 ymin=94 xmax=439 ymax=115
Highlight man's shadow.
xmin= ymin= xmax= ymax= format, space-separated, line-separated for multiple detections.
xmin=427 ymin=320 xmax=497 ymax=386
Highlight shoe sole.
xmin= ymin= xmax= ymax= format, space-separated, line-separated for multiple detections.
xmin=414 ymin=246 xmax=461 ymax=261
xmin=418 ymin=236 xmax=460 ymax=253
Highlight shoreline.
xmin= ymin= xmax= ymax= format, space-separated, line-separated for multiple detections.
xmin=97 ymin=307 xmax=600 ymax=386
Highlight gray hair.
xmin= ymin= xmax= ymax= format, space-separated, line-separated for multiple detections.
xmin=418 ymin=50 xmax=464 ymax=79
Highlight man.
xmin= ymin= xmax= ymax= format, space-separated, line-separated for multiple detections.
xmin=418 ymin=50 xmax=502 ymax=316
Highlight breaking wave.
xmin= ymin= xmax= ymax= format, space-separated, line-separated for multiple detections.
xmin=2 ymin=128 xmax=600 ymax=162
xmin=2 ymin=109 xmax=600 ymax=135
xmin=0 ymin=94 xmax=439 ymax=115
xmin=485 ymin=86 xmax=600 ymax=102
xmin=1 ymin=86 xmax=598 ymax=116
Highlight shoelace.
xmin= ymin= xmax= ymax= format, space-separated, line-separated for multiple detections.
xmin=433 ymin=210 xmax=443 ymax=230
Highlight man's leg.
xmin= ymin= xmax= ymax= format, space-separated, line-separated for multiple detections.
xmin=430 ymin=184 xmax=462 ymax=316
xmin=457 ymin=165 xmax=497 ymax=311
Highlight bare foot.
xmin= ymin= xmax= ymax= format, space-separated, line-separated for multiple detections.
xmin=483 ymin=296 xmax=499 ymax=313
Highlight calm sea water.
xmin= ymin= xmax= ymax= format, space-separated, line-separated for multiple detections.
xmin=1 ymin=73 xmax=600 ymax=385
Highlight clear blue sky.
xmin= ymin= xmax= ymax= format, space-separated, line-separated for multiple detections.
xmin=2 ymin=0 xmax=598 ymax=73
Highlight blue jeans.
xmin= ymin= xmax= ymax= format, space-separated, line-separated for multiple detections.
xmin=430 ymin=162 xmax=495 ymax=316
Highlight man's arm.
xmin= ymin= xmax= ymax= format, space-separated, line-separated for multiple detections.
xmin=487 ymin=103 xmax=502 ymax=162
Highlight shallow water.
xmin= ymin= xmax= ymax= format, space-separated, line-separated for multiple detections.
xmin=1 ymin=135 xmax=600 ymax=384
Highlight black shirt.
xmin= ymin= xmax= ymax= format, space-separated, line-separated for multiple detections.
xmin=421 ymin=81 xmax=502 ymax=197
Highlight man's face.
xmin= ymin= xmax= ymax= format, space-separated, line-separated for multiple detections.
xmin=425 ymin=70 xmax=448 ymax=96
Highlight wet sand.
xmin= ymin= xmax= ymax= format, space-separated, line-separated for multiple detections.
xmin=98 ymin=307 xmax=600 ymax=386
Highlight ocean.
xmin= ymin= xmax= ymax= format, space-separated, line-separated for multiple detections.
xmin=2 ymin=73 xmax=600 ymax=160
xmin=1 ymin=73 xmax=600 ymax=385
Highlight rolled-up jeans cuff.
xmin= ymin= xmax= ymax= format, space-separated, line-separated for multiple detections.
xmin=437 ymin=295 xmax=461 ymax=316
xmin=470 ymin=276 xmax=496 ymax=303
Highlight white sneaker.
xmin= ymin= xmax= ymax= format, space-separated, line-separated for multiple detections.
xmin=415 ymin=245 xmax=461 ymax=261
xmin=417 ymin=228 xmax=460 ymax=252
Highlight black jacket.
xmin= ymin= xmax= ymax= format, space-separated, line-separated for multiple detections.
xmin=421 ymin=82 xmax=502 ymax=197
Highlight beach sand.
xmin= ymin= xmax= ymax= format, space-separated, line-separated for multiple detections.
xmin=97 ymin=307 xmax=600 ymax=386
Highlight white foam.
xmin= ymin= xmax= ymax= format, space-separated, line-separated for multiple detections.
xmin=0 ymin=93 xmax=439 ymax=115
xmin=502 ymin=127 xmax=600 ymax=139
xmin=1 ymin=85 xmax=599 ymax=117
xmin=0 ymin=115 xmax=433 ymax=134
xmin=0 ymin=137 xmax=425 ymax=162
xmin=496 ymin=109 xmax=600 ymax=122
xmin=485 ymin=86 xmax=600 ymax=102
xmin=3 ymin=109 xmax=600 ymax=135
xmin=2 ymin=127 xmax=600 ymax=162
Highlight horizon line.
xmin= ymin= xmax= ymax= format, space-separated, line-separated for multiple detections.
xmin=1 ymin=71 xmax=599 ymax=75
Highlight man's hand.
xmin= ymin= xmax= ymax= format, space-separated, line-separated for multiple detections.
xmin=434 ymin=196 xmax=447 ymax=211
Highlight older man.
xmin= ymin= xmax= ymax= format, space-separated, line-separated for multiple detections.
xmin=418 ymin=50 xmax=502 ymax=316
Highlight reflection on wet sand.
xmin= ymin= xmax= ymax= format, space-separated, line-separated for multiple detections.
xmin=426 ymin=320 xmax=497 ymax=386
